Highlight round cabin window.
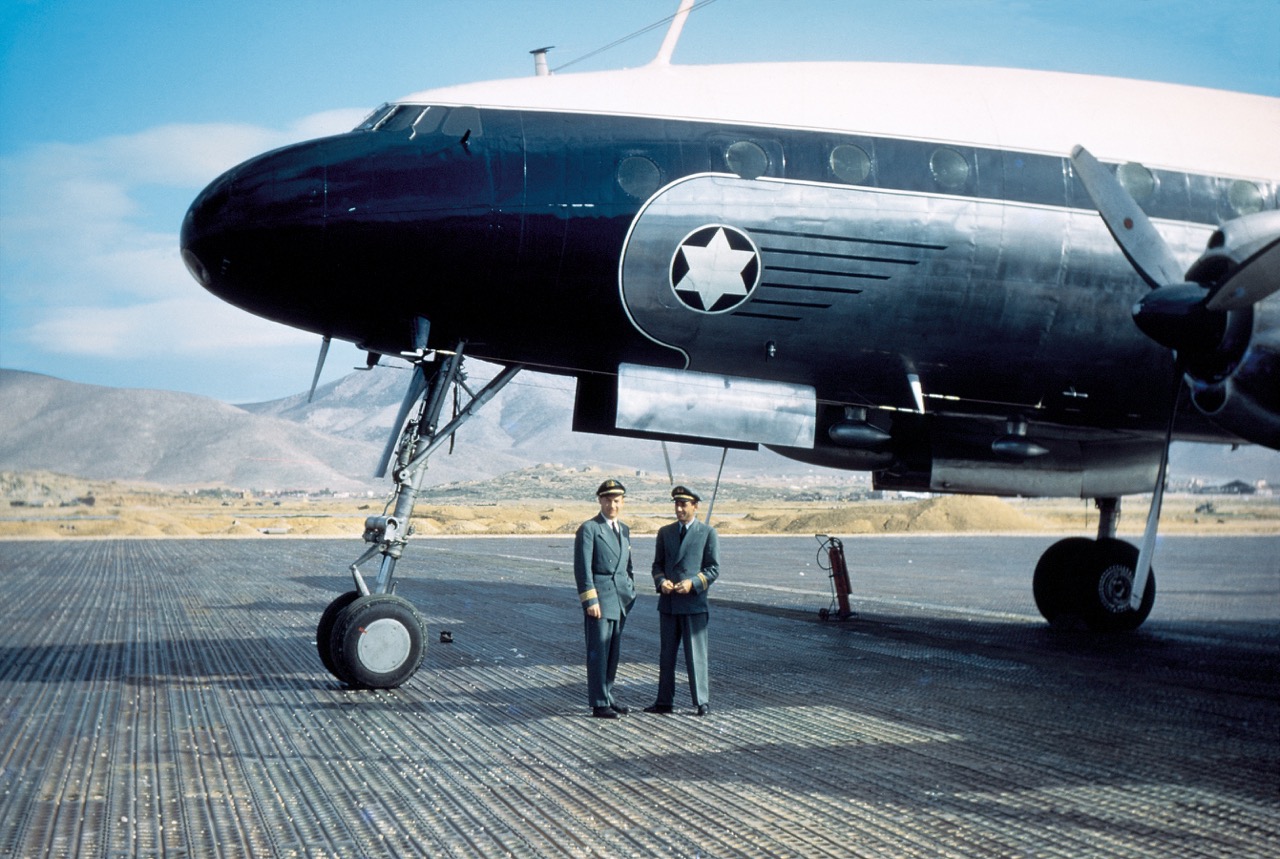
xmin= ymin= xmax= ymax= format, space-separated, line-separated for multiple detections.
xmin=725 ymin=140 xmax=769 ymax=179
xmin=1116 ymin=162 xmax=1157 ymax=202
xmin=617 ymin=156 xmax=662 ymax=198
xmin=830 ymin=144 xmax=872 ymax=184
xmin=929 ymin=147 xmax=969 ymax=190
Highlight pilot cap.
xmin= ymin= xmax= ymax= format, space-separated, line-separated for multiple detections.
xmin=671 ymin=485 xmax=700 ymax=503
xmin=596 ymin=479 xmax=626 ymax=498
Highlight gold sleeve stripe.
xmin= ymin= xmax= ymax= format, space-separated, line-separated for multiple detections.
xmin=579 ymin=589 xmax=599 ymax=603
xmin=697 ymin=573 xmax=708 ymax=589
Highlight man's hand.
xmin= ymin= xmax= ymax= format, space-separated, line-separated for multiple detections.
xmin=660 ymin=580 xmax=675 ymax=595
xmin=675 ymin=580 xmax=694 ymax=595
xmin=586 ymin=604 xmax=602 ymax=619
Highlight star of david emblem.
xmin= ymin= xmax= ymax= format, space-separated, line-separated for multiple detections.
xmin=670 ymin=225 xmax=761 ymax=313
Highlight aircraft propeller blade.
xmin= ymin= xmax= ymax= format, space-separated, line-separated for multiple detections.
xmin=1203 ymin=235 xmax=1280 ymax=311
xmin=1074 ymin=147 xmax=1280 ymax=317
xmin=1070 ymin=146 xmax=1184 ymax=289
xmin=307 ymin=336 xmax=331 ymax=403
xmin=1131 ymin=372 xmax=1181 ymax=609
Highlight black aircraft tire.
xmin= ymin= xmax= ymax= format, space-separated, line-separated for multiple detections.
xmin=316 ymin=591 xmax=361 ymax=681
xmin=1078 ymin=538 xmax=1155 ymax=632
xmin=1032 ymin=537 xmax=1095 ymax=627
xmin=329 ymin=595 xmax=426 ymax=689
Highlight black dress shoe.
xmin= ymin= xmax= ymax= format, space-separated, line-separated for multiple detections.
xmin=610 ymin=703 xmax=630 ymax=715
xmin=696 ymin=704 xmax=709 ymax=716
xmin=592 ymin=706 xmax=618 ymax=719
xmin=643 ymin=703 xmax=673 ymax=714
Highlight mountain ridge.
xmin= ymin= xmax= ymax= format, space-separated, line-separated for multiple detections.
xmin=2 ymin=367 xmax=1276 ymax=491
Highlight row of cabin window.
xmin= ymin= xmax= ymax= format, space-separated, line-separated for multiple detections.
xmin=621 ymin=140 xmax=1271 ymax=222
xmin=358 ymin=105 xmax=1271 ymax=220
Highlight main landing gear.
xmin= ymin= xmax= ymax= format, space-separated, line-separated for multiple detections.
xmin=1031 ymin=497 xmax=1155 ymax=631
xmin=315 ymin=340 xmax=522 ymax=688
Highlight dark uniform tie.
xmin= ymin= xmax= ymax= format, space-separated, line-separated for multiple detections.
xmin=679 ymin=524 xmax=687 ymax=543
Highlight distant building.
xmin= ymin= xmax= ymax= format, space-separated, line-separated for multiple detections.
xmin=1194 ymin=480 xmax=1257 ymax=495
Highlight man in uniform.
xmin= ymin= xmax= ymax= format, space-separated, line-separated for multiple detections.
xmin=645 ymin=486 xmax=720 ymax=716
xmin=573 ymin=478 xmax=636 ymax=718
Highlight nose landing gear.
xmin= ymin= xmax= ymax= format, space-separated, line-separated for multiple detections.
xmin=315 ymin=341 xmax=522 ymax=688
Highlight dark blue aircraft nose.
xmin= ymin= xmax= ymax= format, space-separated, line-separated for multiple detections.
xmin=180 ymin=141 xmax=329 ymax=329
xmin=181 ymin=123 xmax=514 ymax=355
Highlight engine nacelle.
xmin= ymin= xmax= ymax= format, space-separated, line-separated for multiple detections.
xmin=1185 ymin=292 xmax=1280 ymax=448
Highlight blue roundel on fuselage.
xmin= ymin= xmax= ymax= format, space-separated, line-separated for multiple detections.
xmin=669 ymin=224 xmax=761 ymax=313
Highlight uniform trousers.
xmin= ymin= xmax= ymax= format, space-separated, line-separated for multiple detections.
xmin=656 ymin=612 xmax=709 ymax=707
xmin=584 ymin=613 xmax=626 ymax=708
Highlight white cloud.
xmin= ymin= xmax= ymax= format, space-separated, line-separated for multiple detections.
xmin=96 ymin=109 xmax=364 ymax=188
xmin=0 ymin=107 xmax=367 ymax=381
xmin=24 ymin=293 xmax=316 ymax=359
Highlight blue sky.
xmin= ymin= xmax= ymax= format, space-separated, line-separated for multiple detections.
xmin=2 ymin=0 xmax=1277 ymax=403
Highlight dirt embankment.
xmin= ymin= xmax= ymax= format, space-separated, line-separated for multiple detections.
xmin=2 ymin=468 xmax=1276 ymax=540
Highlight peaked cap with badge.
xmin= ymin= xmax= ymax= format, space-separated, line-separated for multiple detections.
xmin=596 ymin=479 xmax=626 ymax=497
xmin=671 ymin=485 xmax=700 ymax=503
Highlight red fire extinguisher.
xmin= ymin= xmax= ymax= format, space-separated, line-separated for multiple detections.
xmin=816 ymin=534 xmax=855 ymax=620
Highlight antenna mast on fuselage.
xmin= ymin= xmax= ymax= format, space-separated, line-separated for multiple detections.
xmin=537 ymin=0 xmax=710 ymax=75
xmin=652 ymin=0 xmax=696 ymax=66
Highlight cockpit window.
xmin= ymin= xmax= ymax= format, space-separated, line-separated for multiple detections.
xmin=441 ymin=106 xmax=483 ymax=138
xmin=354 ymin=104 xmax=481 ymax=139
xmin=354 ymin=104 xmax=394 ymax=132
xmin=412 ymin=106 xmax=444 ymax=136
xmin=375 ymin=105 xmax=425 ymax=133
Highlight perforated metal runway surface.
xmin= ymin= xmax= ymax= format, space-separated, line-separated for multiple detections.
xmin=1 ymin=535 xmax=1276 ymax=858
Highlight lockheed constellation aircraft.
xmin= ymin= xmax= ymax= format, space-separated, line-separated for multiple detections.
xmin=180 ymin=3 xmax=1279 ymax=688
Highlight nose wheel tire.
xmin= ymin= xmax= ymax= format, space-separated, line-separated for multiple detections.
xmin=316 ymin=591 xmax=361 ymax=679
xmin=324 ymin=594 xmax=427 ymax=689
xmin=1033 ymin=537 xmax=1155 ymax=632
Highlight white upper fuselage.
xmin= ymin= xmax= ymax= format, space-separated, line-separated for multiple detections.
xmin=402 ymin=61 xmax=1280 ymax=183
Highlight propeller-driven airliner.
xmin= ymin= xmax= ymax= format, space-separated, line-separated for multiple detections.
xmin=180 ymin=1 xmax=1279 ymax=688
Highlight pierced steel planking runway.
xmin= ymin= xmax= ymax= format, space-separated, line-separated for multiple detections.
xmin=0 ymin=535 xmax=1276 ymax=858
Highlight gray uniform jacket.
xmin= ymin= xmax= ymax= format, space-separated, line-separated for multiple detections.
xmin=574 ymin=513 xmax=636 ymax=620
xmin=651 ymin=519 xmax=720 ymax=614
